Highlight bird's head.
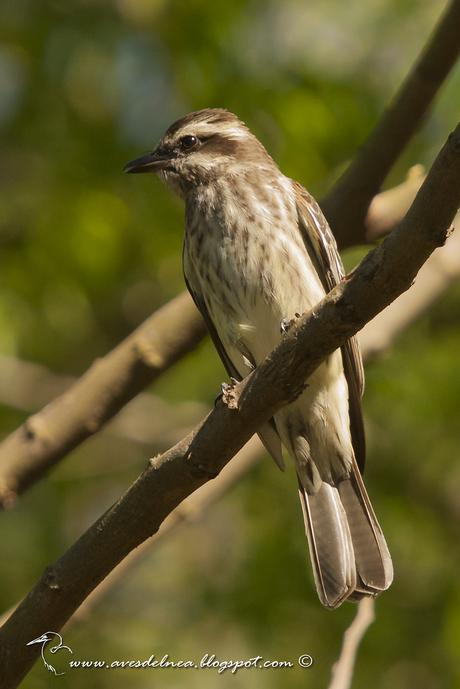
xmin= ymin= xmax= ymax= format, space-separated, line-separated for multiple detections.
xmin=124 ymin=108 xmax=274 ymax=196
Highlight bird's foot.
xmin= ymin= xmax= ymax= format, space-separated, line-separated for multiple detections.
xmin=280 ymin=312 xmax=301 ymax=335
xmin=215 ymin=377 xmax=239 ymax=409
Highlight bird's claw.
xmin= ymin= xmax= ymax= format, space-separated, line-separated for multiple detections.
xmin=215 ymin=377 xmax=239 ymax=409
xmin=280 ymin=317 xmax=292 ymax=334
xmin=280 ymin=312 xmax=301 ymax=334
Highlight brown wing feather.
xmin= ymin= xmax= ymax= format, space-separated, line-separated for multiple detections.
xmin=184 ymin=272 xmax=240 ymax=380
xmin=292 ymin=180 xmax=366 ymax=471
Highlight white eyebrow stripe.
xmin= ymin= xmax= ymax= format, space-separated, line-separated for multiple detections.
xmin=176 ymin=122 xmax=249 ymax=141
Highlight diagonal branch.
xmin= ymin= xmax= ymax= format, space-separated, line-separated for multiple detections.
xmin=0 ymin=123 xmax=458 ymax=689
xmin=322 ymin=0 xmax=460 ymax=248
xmin=70 ymin=435 xmax=263 ymax=625
xmin=0 ymin=354 xmax=207 ymax=447
xmin=0 ymin=291 xmax=206 ymax=508
xmin=0 ymin=436 xmax=264 ymax=629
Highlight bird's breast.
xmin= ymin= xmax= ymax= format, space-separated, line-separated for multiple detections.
xmin=184 ymin=179 xmax=325 ymax=359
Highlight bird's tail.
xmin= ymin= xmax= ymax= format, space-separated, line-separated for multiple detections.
xmin=297 ymin=458 xmax=393 ymax=608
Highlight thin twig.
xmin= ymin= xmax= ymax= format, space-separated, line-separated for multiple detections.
xmin=328 ymin=599 xmax=376 ymax=689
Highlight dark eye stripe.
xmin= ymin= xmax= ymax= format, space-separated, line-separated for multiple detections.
xmin=200 ymin=133 xmax=238 ymax=156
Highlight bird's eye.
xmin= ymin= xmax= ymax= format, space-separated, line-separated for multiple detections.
xmin=180 ymin=135 xmax=199 ymax=150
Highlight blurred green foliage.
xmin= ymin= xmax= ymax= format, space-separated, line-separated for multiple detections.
xmin=0 ymin=1 xmax=459 ymax=688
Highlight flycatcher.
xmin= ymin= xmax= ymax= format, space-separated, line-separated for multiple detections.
xmin=125 ymin=108 xmax=393 ymax=608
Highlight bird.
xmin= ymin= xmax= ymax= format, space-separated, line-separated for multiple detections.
xmin=124 ymin=108 xmax=393 ymax=608
xmin=26 ymin=631 xmax=72 ymax=676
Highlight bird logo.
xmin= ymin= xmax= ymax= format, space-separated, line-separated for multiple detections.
xmin=26 ymin=631 xmax=72 ymax=676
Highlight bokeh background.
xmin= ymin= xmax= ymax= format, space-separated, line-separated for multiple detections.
xmin=1 ymin=1 xmax=460 ymax=687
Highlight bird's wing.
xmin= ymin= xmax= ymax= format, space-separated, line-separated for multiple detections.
xmin=184 ymin=272 xmax=240 ymax=380
xmin=183 ymin=265 xmax=285 ymax=469
xmin=292 ymin=180 xmax=366 ymax=471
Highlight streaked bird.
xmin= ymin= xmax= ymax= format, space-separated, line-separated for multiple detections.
xmin=125 ymin=108 xmax=393 ymax=608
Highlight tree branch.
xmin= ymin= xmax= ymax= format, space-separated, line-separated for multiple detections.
xmin=359 ymin=216 xmax=460 ymax=358
xmin=322 ymin=0 xmax=460 ymax=248
xmin=71 ymin=435 xmax=263 ymax=625
xmin=327 ymin=599 xmax=376 ymax=689
xmin=365 ymin=165 xmax=425 ymax=241
xmin=0 ymin=123 xmax=458 ymax=689
xmin=0 ymin=435 xmax=263 ymax=629
xmin=0 ymin=354 xmax=206 ymax=448
xmin=0 ymin=291 xmax=206 ymax=508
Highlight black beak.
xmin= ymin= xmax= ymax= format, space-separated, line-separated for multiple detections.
xmin=123 ymin=151 xmax=171 ymax=174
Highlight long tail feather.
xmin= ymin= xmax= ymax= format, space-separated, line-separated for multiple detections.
xmin=337 ymin=460 xmax=393 ymax=593
xmin=298 ymin=479 xmax=355 ymax=608
xmin=297 ymin=461 xmax=393 ymax=608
